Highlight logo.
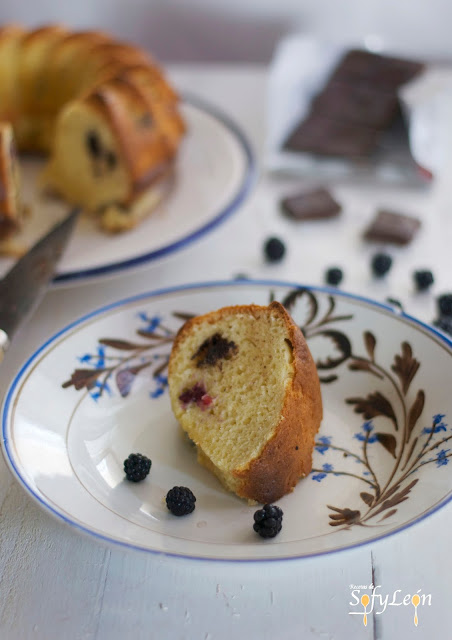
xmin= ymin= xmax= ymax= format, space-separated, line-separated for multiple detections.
xmin=349 ymin=584 xmax=431 ymax=626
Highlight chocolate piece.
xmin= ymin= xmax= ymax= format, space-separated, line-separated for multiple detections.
xmin=311 ymin=82 xmax=399 ymax=129
xmin=284 ymin=114 xmax=379 ymax=158
xmin=281 ymin=187 xmax=341 ymax=221
xmin=330 ymin=49 xmax=424 ymax=90
xmin=191 ymin=333 xmax=238 ymax=368
xmin=86 ymin=130 xmax=102 ymax=158
xmin=363 ymin=209 xmax=421 ymax=245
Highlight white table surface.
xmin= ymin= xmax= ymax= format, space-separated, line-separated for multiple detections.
xmin=0 ymin=64 xmax=451 ymax=640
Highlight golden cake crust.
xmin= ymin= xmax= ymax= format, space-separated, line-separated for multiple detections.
xmin=234 ymin=302 xmax=323 ymax=502
xmin=169 ymin=301 xmax=323 ymax=504
xmin=87 ymin=77 xmax=175 ymax=199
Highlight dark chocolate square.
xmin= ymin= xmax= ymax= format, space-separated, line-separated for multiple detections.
xmin=280 ymin=187 xmax=342 ymax=221
xmin=363 ymin=209 xmax=421 ymax=245
xmin=311 ymin=81 xmax=399 ymax=129
xmin=283 ymin=114 xmax=379 ymax=158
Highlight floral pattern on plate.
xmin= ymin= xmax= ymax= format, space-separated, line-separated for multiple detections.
xmin=61 ymin=286 xmax=451 ymax=535
xmin=2 ymin=282 xmax=452 ymax=559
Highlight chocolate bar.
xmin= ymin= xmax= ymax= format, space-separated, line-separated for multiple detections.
xmin=280 ymin=187 xmax=342 ymax=221
xmin=283 ymin=48 xmax=424 ymax=160
xmin=330 ymin=49 xmax=424 ymax=91
xmin=363 ymin=209 xmax=421 ymax=245
xmin=284 ymin=114 xmax=379 ymax=158
xmin=311 ymin=82 xmax=399 ymax=129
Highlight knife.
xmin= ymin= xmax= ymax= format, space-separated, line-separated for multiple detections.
xmin=0 ymin=208 xmax=80 ymax=361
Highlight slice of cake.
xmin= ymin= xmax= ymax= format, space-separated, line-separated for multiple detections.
xmin=41 ymin=77 xmax=175 ymax=216
xmin=0 ymin=121 xmax=25 ymax=244
xmin=168 ymin=302 xmax=323 ymax=503
xmin=0 ymin=24 xmax=186 ymax=231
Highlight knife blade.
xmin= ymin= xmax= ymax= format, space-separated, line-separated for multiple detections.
xmin=0 ymin=208 xmax=80 ymax=360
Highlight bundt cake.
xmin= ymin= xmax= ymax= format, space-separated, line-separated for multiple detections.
xmin=0 ymin=121 xmax=25 ymax=244
xmin=0 ymin=24 xmax=186 ymax=231
xmin=168 ymin=302 xmax=323 ymax=504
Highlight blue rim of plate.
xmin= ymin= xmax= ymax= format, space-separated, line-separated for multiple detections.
xmin=2 ymin=279 xmax=452 ymax=562
xmin=53 ymin=94 xmax=257 ymax=284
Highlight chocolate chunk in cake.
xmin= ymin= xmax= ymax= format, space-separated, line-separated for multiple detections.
xmin=284 ymin=114 xmax=379 ymax=158
xmin=363 ymin=209 xmax=421 ymax=245
xmin=191 ymin=333 xmax=238 ymax=368
xmin=86 ymin=130 xmax=102 ymax=158
xmin=280 ymin=187 xmax=342 ymax=221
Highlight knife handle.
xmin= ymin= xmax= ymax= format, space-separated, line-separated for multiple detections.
xmin=0 ymin=329 xmax=10 ymax=362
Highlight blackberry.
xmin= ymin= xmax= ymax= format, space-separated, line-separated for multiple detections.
xmin=123 ymin=453 xmax=152 ymax=482
xmin=434 ymin=315 xmax=452 ymax=337
xmin=325 ymin=267 xmax=343 ymax=286
xmin=264 ymin=237 xmax=286 ymax=263
xmin=414 ymin=270 xmax=434 ymax=291
xmin=371 ymin=252 xmax=392 ymax=277
xmin=179 ymin=382 xmax=212 ymax=409
xmin=253 ymin=504 xmax=283 ymax=539
xmin=166 ymin=486 xmax=196 ymax=516
xmin=438 ymin=294 xmax=452 ymax=317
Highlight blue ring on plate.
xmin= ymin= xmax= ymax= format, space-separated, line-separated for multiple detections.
xmin=2 ymin=280 xmax=452 ymax=562
xmin=53 ymin=94 xmax=257 ymax=283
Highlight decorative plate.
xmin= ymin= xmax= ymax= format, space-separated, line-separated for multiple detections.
xmin=0 ymin=96 xmax=255 ymax=284
xmin=2 ymin=281 xmax=452 ymax=560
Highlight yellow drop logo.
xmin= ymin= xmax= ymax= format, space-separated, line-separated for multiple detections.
xmin=412 ymin=594 xmax=420 ymax=626
xmin=361 ymin=594 xmax=370 ymax=626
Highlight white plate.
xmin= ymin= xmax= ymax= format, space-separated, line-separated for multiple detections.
xmin=0 ymin=97 xmax=255 ymax=284
xmin=2 ymin=281 xmax=452 ymax=560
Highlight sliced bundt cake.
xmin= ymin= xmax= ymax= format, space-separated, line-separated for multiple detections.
xmin=42 ymin=76 xmax=176 ymax=216
xmin=0 ymin=23 xmax=186 ymax=230
xmin=168 ymin=302 xmax=323 ymax=504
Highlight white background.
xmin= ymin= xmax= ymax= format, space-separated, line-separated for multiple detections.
xmin=1 ymin=3 xmax=451 ymax=637
xmin=1 ymin=0 xmax=452 ymax=62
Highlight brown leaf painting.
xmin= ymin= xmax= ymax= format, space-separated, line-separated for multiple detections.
xmin=407 ymin=390 xmax=425 ymax=442
xmin=392 ymin=342 xmax=420 ymax=394
xmin=364 ymin=331 xmax=376 ymax=361
xmin=61 ymin=288 xmax=450 ymax=534
xmin=375 ymin=432 xmax=397 ymax=458
xmin=346 ymin=392 xmax=398 ymax=430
